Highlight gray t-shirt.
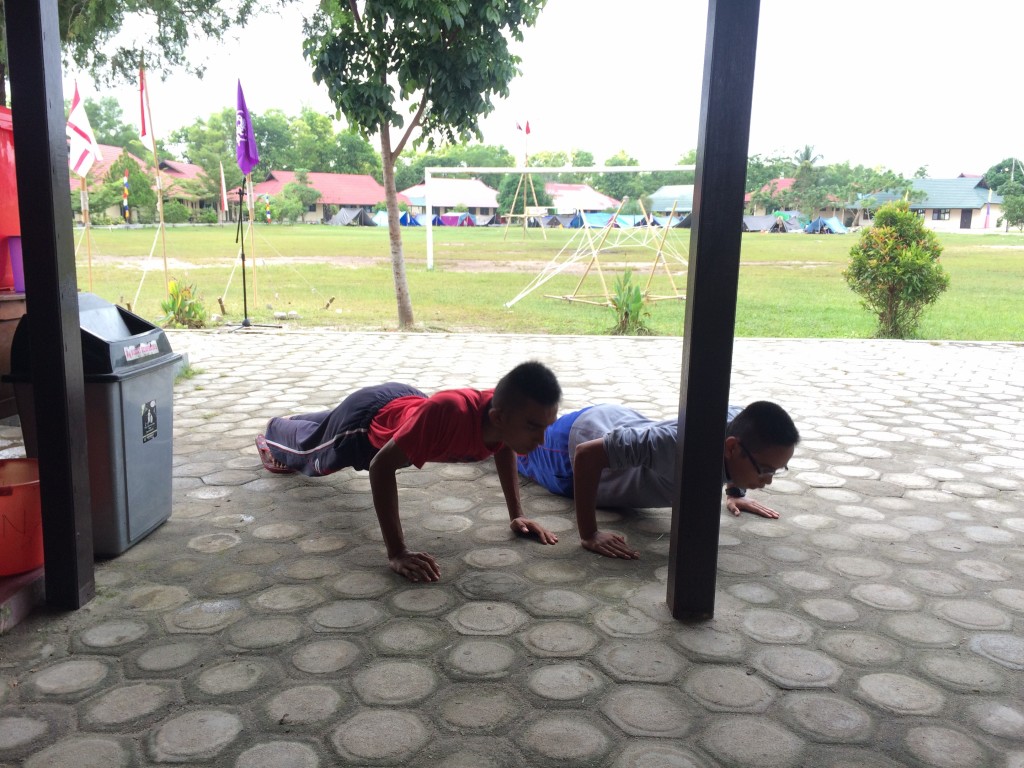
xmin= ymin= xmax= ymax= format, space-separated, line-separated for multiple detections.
xmin=568 ymin=403 xmax=741 ymax=508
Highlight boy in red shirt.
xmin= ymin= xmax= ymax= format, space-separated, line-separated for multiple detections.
xmin=256 ymin=361 xmax=562 ymax=582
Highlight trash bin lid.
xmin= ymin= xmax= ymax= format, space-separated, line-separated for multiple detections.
xmin=7 ymin=293 xmax=176 ymax=378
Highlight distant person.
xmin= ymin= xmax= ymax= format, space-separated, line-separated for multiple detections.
xmin=517 ymin=401 xmax=799 ymax=559
xmin=257 ymin=361 xmax=563 ymax=582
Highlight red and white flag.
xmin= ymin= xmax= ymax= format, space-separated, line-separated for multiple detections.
xmin=219 ymin=161 xmax=229 ymax=212
xmin=66 ymin=81 xmax=102 ymax=177
xmin=517 ymin=120 xmax=531 ymax=135
xmin=138 ymin=67 xmax=152 ymax=143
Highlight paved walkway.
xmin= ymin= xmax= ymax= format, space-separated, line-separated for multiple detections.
xmin=1 ymin=329 xmax=1023 ymax=767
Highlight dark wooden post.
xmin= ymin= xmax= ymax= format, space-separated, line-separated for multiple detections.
xmin=5 ymin=1 xmax=95 ymax=608
xmin=668 ymin=0 xmax=760 ymax=620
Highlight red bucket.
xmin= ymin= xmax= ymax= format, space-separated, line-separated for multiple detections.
xmin=0 ymin=459 xmax=43 ymax=576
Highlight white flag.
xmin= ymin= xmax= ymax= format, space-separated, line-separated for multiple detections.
xmin=66 ymin=82 xmax=102 ymax=177
xmin=219 ymin=161 xmax=229 ymax=211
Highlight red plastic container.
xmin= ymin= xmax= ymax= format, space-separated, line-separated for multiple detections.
xmin=0 ymin=107 xmax=20 ymax=293
xmin=0 ymin=458 xmax=43 ymax=576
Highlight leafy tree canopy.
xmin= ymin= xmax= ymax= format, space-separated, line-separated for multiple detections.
xmin=983 ymin=157 xmax=1024 ymax=197
xmin=1 ymin=0 xmax=297 ymax=106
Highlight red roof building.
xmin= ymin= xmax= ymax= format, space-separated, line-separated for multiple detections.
xmin=248 ymin=171 xmax=397 ymax=223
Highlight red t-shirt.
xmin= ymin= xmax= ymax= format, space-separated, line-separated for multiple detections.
xmin=367 ymin=388 xmax=500 ymax=468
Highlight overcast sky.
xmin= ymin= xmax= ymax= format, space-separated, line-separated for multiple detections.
xmin=65 ymin=0 xmax=1024 ymax=178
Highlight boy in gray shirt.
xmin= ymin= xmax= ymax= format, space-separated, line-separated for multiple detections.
xmin=517 ymin=401 xmax=799 ymax=558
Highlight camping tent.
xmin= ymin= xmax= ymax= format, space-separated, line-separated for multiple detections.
xmin=372 ymin=211 xmax=389 ymax=227
xmin=400 ymin=211 xmax=420 ymax=226
xmin=328 ymin=207 xmax=376 ymax=226
xmin=742 ymin=215 xmax=777 ymax=232
xmin=804 ymin=216 xmax=848 ymax=234
xmin=439 ymin=212 xmax=475 ymax=227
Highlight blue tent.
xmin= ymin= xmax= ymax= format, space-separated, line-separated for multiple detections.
xmin=399 ymin=211 xmax=420 ymax=226
xmin=372 ymin=211 xmax=389 ymax=227
xmin=804 ymin=216 xmax=847 ymax=234
xmin=581 ymin=212 xmax=617 ymax=228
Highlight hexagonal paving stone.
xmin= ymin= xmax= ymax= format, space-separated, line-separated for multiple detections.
xmin=519 ymin=621 xmax=600 ymax=657
xmin=331 ymin=709 xmax=429 ymax=763
xmin=311 ymin=600 xmax=388 ymax=632
xmin=854 ymin=673 xmax=945 ymax=715
xmin=593 ymin=605 xmax=661 ymax=637
xmin=601 ymin=686 xmax=693 ymax=737
xmin=519 ymin=713 xmax=612 ymax=763
xmin=353 ymin=661 xmax=437 ymax=705
xmin=24 ymin=735 xmax=129 ymax=768
xmin=699 ymin=715 xmax=805 ymax=768
xmin=521 ymin=588 xmax=596 ymax=617
xmin=612 ymin=741 xmax=710 ymax=768
xmin=445 ymin=639 xmax=517 ymax=679
xmin=674 ymin=625 xmax=746 ymax=662
xmin=968 ymin=633 xmax=1024 ymax=670
xmin=372 ymin=618 xmax=448 ymax=655
xmin=390 ymin=586 xmax=453 ymax=615
xmin=594 ymin=640 xmax=685 ymax=683
xmin=932 ymin=600 xmax=1013 ymax=630
xmin=904 ymin=726 xmax=989 ymax=768
xmin=819 ymin=632 xmax=902 ymax=666
xmin=265 ymin=684 xmax=343 ymax=725
xmin=683 ymin=665 xmax=775 ymax=713
xmin=291 ymin=639 xmax=361 ymax=674
xmin=781 ymin=692 xmax=874 ymax=743
xmin=437 ymin=684 xmax=524 ymax=731
xmin=456 ymin=571 xmax=531 ymax=600
xmin=30 ymin=659 xmax=110 ymax=699
xmin=966 ymin=701 xmax=1024 ymax=739
xmin=82 ymin=683 xmax=175 ymax=728
xmin=741 ymin=610 xmax=814 ymax=645
xmin=150 ymin=708 xmax=242 ymax=762
xmin=753 ymin=647 xmax=842 ymax=689
xmin=235 ymin=741 xmax=320 ymax=768
xmin=447 ymin=602 xmax=529 ymax=635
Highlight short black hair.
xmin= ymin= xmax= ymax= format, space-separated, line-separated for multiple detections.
xmin=492 ymin=361 xmax=561 ymax=411
xmin=726 ymin=401 xmax=800 ymax=452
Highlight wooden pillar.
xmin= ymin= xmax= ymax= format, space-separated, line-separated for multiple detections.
xmin=5 ymin=0 xmax=95 ymax=608
xmin=668 ymin=0 xmax=760 ymax=620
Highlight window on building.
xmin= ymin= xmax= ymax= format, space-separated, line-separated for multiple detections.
xmin=932 ymin=209 xmax=950 ymax=221
xmin=307 ymin=203 xmax=317 ymax=212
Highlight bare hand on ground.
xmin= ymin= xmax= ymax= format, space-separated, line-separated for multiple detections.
xmin=510 ymin=518 xmax=559 ymax=545
xmin=727 ymin=497 xmax=780 ymax=519
xmin=581 ymin=530 xmax=640 ymax=559
xmin=389 ymin=550 xmax=442 ymax=582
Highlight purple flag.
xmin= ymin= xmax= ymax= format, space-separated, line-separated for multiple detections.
xmin=236 ymin=80 xmax=260 ymax=175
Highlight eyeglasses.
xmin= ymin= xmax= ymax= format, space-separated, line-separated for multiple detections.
xmin=738 ymin=441 xmax=788 ymax=478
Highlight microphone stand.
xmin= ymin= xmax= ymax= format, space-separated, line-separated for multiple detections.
xmin=228 ymin=178 xmax=279 ymax=331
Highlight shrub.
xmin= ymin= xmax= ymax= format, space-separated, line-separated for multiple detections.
xmin=162 ymin=200 xmax=192 ymax=224
xmin=159 ymin=279 xmax=208 ymax=329
xmin=197 ymin=209 xmax=219 ymax=224
xmin=609 ymin=269 xmax=653 ymax=336
xmin=843 ymin=200 xmax=949 ymax=339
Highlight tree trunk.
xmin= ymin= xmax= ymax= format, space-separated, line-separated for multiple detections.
xmin=379 ymin=124 xmax=415 ymax=329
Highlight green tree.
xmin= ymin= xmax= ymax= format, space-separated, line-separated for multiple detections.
xmin=593 ymin=151 xmax=644 ymax=204
xmin=745 ymin=153 xmax=796 ymax=201
xmin=1 ymin=0 xmax=298 ymax=107
xmin=303 ymin=0 xmax=547 ymax=329
xmin=843 ymin=200 xmax=949 ymax=339
xmin=997 ymin=195 xmax=1024 ymax=232
xmin=286 ymin=107 xmax=337 ymax=172
xmin=282 ymin=169 xmax=322 ymax=219
xmin=497 ymin=172 xmax=552 ymax=216
xmin=983 ymin=157 xmax=1024 ymax=198
xmin=333 ymin=130 xmax=383 ymax=178
xmin=102 ymin=151 xmax=157 ymax=223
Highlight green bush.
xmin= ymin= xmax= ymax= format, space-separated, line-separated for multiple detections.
xmin=162 ymin=200 xmax=192 ymax=224
xmin=197 ymin=209 xmax=219 ymax=224
xmin=843 ymin=200 xmax=949 ymax=339
xmin=609 ymin=269 xmax=653 ymax=335
xmin=159 ymin=279 xmax=208 ymax=329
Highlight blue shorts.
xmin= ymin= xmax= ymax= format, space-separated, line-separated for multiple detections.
xmin=263 ymin=382 xmax=425 ymax=476
xmin=516 ymin=407 xmax=592 ymax=497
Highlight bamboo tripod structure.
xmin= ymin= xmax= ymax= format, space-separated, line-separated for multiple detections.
xmin=502 ymin=172 xmax=547 ymax=241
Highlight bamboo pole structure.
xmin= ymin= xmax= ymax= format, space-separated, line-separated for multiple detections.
xmin=141 ymin=69 xmax=169 ymax=292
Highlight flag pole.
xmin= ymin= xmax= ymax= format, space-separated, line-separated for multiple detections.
xmin=246 ymin=172 xmax=258 ymax=303
xmin=81 ymin=176 xmax=93 ymax=291
xmin=141 ymin=66 xmax=170 ymax=291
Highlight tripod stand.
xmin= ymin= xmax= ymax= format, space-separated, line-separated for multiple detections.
xmin=227 ymin=180 xmax=279 ymax=330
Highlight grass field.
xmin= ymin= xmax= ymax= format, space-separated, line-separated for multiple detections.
xmin=69 ymin=223 xmax=1024 ymax=340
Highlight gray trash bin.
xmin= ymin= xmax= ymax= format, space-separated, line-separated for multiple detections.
xmin=5 ymin=293 xmax=182 ymax=557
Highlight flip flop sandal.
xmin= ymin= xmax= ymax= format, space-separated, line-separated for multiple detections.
xmin=256 ymin=434 xmax=294 ymax=474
